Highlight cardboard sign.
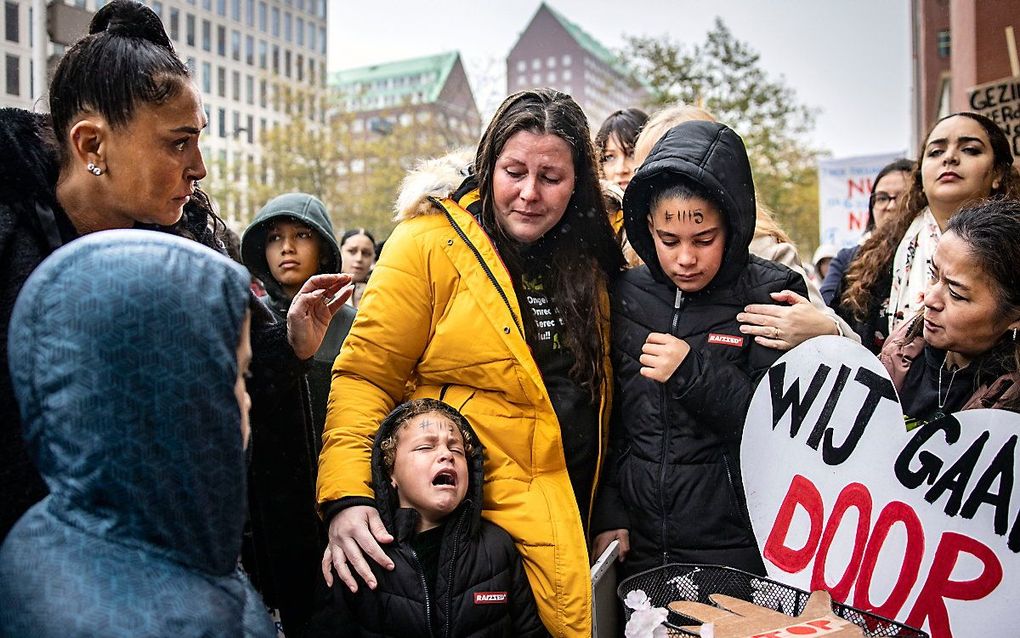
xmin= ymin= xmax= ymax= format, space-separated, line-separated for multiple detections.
xmin=669 ymin=591 xmax=863 ymax=638
xmin=742 ymin=336 xmax=1020 ymax=638
xmin=968 ymin=76 xmax=1020 ymax=156
xmin=817 ymin=153 xmax=902 ymax=250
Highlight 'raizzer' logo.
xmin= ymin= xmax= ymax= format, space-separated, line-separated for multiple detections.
xmin=707 ymin=333 xmax=744 ymax=348
xmin=474 ymin=592 xmax=508 ymax=605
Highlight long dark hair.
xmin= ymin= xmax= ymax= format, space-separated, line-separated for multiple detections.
xmin=840 ymin=113 xmax=1020 ymax=321
xmin=595 ymin=107 xmax=648 ymax=162
xmin=475 ymin=89 xmax=624 ymax=398
xmin=50 ymin=0 xmax=228 ymax=253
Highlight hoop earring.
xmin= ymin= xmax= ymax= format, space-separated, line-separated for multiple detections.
xmin=1013 ymin=327 xmax=1018 ymax=341
xmin=87 ymin=162 xmax=103 ymax=176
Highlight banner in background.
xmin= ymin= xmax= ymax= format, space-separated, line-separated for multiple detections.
xmin=818 ymin=153 xmax=902 ymax=249
xmin=968 ymin=76 xmax=1020 ymax=156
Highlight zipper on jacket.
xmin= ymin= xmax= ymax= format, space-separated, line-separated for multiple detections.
xmin=659 ymin=288 xmax=685 ymax=565
xmin=434 ymin=199 xmax=523 ymax=336
xmin=408 ymin=547 xmax=436 ymax=637
xmin=443 ymin=510 xmax=468 ymax=638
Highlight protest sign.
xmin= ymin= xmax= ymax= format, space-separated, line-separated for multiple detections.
xmin=743 ymin=336 xmax=1020 ymax=638
xmin=967 ymin=76 xmax=1020 ymax=156
xmin=817 ymin=153 xmax=901 ymax=249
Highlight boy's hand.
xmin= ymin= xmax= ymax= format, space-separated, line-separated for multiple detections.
xmin=640 ymin=332 xmax=690 ymax=383
xmin=321 ymin=505 xmax=394 ymax=593
xmin=288 ymin=273 xmax=354 ymax=360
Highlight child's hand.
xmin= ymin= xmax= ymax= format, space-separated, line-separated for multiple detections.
xmin=640 ymin=332 xmax=690 ymax=383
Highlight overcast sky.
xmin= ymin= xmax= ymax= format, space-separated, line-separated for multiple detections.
xmin=327 ymin=0 xmax=913 ymax=159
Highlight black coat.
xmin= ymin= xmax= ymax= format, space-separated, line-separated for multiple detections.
xmin=592 ymin=121 xmax=809 ymax=579
xmin=309 ymin=401 xmax=548 ymax=638
xmin=824 ymin=245 xmax=893 ymax=354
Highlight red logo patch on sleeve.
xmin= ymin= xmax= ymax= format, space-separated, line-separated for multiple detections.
xmin=473 ymin=591 xmax=508 ymax=604
xmin=707 ymin=333 xmax=744 ymax=348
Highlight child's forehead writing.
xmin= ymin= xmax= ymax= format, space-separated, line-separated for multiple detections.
xmin=663 ymin=208 xmax=704 ymax=224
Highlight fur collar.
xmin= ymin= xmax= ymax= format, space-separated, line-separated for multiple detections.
xmin=393 ymin=148 xmax=474 ymax=222
xmin=0 ymin=108 xmax=60 ymax=205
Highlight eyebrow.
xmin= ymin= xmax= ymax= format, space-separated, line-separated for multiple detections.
xmin=927 ymin=135 xmax=985 ymax=148
xmin=171 ymin=121 xmax=208 ymax=134
xmin=944 ymin=275 xmax=970 ymax=291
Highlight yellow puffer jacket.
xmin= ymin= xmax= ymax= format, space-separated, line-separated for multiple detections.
xmin=317 ymin=152 xmax=611 ymax=638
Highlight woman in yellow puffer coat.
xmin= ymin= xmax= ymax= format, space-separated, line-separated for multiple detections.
xmin=316 ymin=89 xmax=624 ymax=637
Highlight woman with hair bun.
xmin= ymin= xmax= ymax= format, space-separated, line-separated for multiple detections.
xmin=0 ymin=0 xmax=349 ymax=545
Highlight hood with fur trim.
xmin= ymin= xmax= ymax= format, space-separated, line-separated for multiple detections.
xmin=0 ymin=109 xmax=60 ymax=209
xmin=393 ymin=149 xmax=475 ymax=222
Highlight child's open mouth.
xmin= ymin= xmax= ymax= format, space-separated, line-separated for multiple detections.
xmin=432 ymin=469 xmax=457 ymax=488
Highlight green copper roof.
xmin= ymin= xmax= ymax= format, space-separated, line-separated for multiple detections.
xmin=542 ymin=3 xmax=627 ymax=76
xmin=330 ymin=51 xmax=459 ymax=107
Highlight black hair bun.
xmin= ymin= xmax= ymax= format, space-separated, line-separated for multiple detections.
xmin=90 ymin=0 xmax=173 ymax=50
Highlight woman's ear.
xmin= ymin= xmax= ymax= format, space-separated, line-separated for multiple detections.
xmin=68 ymin=117 xmax=108 ymax=173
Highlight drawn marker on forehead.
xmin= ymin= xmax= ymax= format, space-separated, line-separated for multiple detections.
xmin=680 ymin=209 xmax=704 ymax=224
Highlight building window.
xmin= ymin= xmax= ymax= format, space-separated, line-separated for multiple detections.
xmin=201 ymin=19 xmax=210 ymax=51
xmin=152 ymin=0 xmax=162 ymax=17
xmin=284 ymin=49 xmax=291 ymax=78
xmin=258 ymin=0 xmax=266 ymax=31
xmin=185 ymin=13 xmax=195 ymax=46
xmin=296 ymin=53 xmax=303 ymax=81
xmin=308 ymin=21 xmax=315 ymax=51
xmin=563 ymin=69 xmax=571 ymax=81
xmin=246 ymin=74 xmax=254 ymax=104
xmin=231 ymin=0 xmax=240 ymax=21
xmin=5 ymin=54 xmax=18 ymax=96
xmin=532 ymin=73 xmax=540 ymax=84
xmin=547 ymin=56 xmax=556 ymax=68
xmin=319 ymin=26 xmax=325 ymax=54
xmin=284 ymin=11 xmax=292 ymax=42
xmin=216 ymin=25 xmax=225 ymax=55
xmin=216 ymin=0 xmax=225 ymax=16
xmin=259 ymin=79 xmax=267 ymax=107
xmin=516 ymin=60 xmax=526 ymax=73
xmin=517 ymin=74 xmax=526 ymax=86
xmin=562 ymin=54 xmax=571 ymax=66
xmin=245 ymin=0 xmax=253 ymax=25
xmin=532 ymin=58 xmax=541 ymax=70
xmin=245 ymin=35 xmax=254 ymax=65
xmin=246 ymin=115 xmax=254 ymax=143
xmin=217 ymin=65 xmax=226 ymax=97
xmin=258 ymin=39 xmax=266 ymax=68
xmin=937 ymin=29 xmax=951 ymax=58
xmin=296 ymin=16 xmax=304 ymax=46
xmin=271 ymin=6 xmax=280 ymax=37
xmin=218 ymin=107 xmax=226 ymax=137
xmin=271 ymin=44 xmax=279 ymax=73
xmin=547 ymin=71 xmax=556 ymax=83
xmin=232 ymin=70 xmax=240 ymax=100
xmin=169 ymin=8 xmax=179 ymax=40
xmin=186 ymin=56 xmax=195 ymax=74
xmin=201 ymin=61 xmax=211 ymax=93
xmin=5 ymin=2 xmax=19 ymax=43
xmin=231 ymin=29 xmax=240 ymax=60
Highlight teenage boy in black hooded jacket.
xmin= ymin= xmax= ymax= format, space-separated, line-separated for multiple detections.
xmin=591 ymin=121 xmax=809 ymax=579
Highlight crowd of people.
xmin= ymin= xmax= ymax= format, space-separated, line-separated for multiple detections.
xmin=1 ymin=2 xmax=1019 ymax=637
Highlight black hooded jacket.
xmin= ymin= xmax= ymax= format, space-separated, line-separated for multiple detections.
xmin=239 ymin=195 xmax=356 ymax=638
xmin=309 ymin=400 xmax=548 ymax=638
xmin=0 ymin=108 xmax=306 ymax=542
xmin=592 ymin=121 xmax=808 ymax=578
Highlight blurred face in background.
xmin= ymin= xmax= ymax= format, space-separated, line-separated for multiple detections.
xmin=341 ymin=233 xmax=376 ymax=283
xmin=870 ymin=170 xmax=909 ymax=228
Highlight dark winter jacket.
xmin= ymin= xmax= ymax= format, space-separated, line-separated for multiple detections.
xmin=309 ymin=400 xmax=548 ymax=638
xmin=239 ymin=193 xmax=356 ymax=637
xmin=593 ymin=120 xmax=808 ymax=578
xmin=0 ymin=230 xmax=275 ymax=637
xmin=0 ymin=107 xmax=308 ymax=542
xmin=824 ymin=244 xmax=892 ymax=354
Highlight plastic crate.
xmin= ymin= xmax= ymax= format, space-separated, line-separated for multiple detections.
xmin=617 ymin=564 xmax=928 ymax=638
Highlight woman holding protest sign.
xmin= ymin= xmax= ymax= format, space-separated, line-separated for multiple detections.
xmin=881 ymin=199 xmax=1020 ymax=427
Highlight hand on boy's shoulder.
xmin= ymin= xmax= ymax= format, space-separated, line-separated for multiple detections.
xmin=639 ymin=333 xmax=691 ymax=383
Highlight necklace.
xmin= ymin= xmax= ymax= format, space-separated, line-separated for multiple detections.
xmin=936 ymin=353 xmax=960 ymax=419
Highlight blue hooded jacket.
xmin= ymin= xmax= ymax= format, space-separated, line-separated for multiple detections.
xmin=0 ymin=230 xmax=276 ymax=638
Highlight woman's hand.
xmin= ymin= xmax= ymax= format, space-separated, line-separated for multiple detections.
xmin=737 ymin=290 xmax=838 ymax=351
xmin=591 ymin=529 xmax=630 ymax=564
xmin=321 ymin=505 xmax=395 ymax=592
xmin=287 ymin=273 xmax=354 ymax=360
xmin=639 ymin=333 xmax=691 ymax=382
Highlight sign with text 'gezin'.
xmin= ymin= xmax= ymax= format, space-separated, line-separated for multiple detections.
xmin=743 ymin=336 xmax=1019 ymax=638
xmin=968 ymin=76 xmax=1020 ymax=156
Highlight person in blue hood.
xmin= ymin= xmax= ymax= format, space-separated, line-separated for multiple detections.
xmin=590 ymin=120 xmax=809 ymax=579
xmin=0 ymin=230 xmax=275 ymax=638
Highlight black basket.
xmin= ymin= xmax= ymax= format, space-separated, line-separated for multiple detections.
xmin=617 ymin=564 xmax=928 ymax=637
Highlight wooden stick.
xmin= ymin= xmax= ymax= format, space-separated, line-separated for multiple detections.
xmin=1007 ymin=26 xmax=1020 ymax=78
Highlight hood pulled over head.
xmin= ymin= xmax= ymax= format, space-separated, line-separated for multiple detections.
xmin=371 ymin=398 xmax=486 ymax=539
xmin=240 ymin=192 xmax=340 ymax=302
xmin=8 ymin=230 xmax=252 ymax=575
xmin=623 ymin=120 xmax=757 ymax=289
